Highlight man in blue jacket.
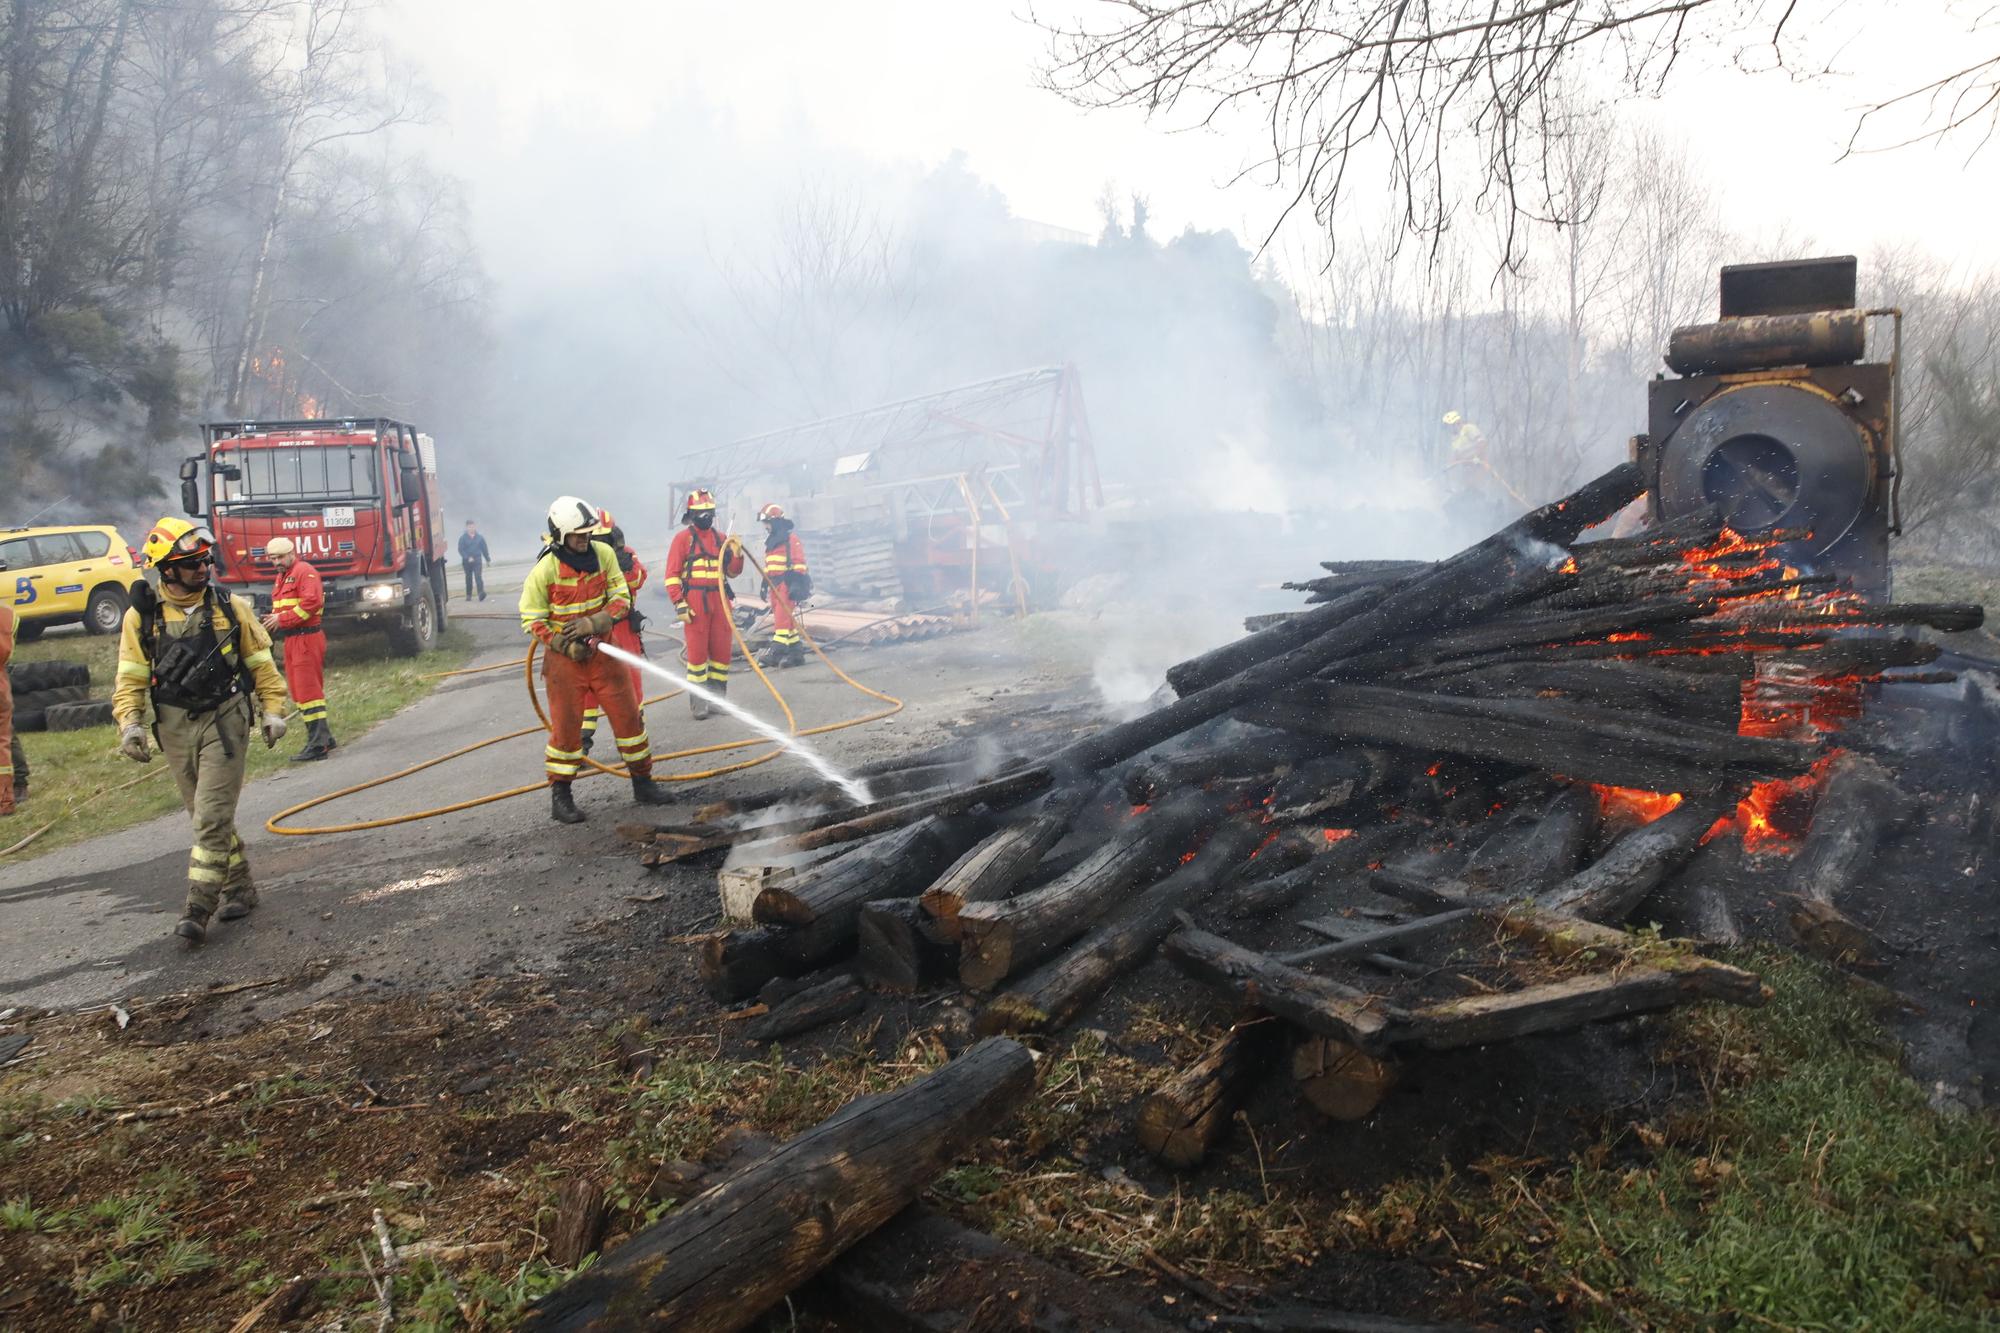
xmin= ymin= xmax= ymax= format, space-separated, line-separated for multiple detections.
xmin=457 ymin=520 xmax=492 ymax=602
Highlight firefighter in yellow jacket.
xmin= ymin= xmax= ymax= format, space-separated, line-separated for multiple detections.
xmin=521 ymin=496 xmax=670 ymax=824
xmin=114 ymin=519 xmax=292 ymax=944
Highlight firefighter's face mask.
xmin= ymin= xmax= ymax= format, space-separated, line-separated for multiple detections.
xmin=689 ymin=512 xmax=714 ymax=530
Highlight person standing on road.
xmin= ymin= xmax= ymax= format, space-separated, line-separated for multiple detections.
xmin=663 ymin=489 xmax=742 ymax=720
xmin=0 ymin=602 xmax=18 ymax=818
xmin=755 ymin=503 xmax=811 ymax=669
xmin=520 ymin=496 xmax=669 ymax=824
xmin=259 ymin=537 xmax=336 ymax=762
xmin=458 ymin=520 xmax=491 ymax=602
xmin=115 ymin=518 xmax=291 ymax=944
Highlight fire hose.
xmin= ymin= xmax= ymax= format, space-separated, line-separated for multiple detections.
xmin=262 ymin=535 xmax=903 ymax=836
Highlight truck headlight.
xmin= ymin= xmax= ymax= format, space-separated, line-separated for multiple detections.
xmin=361 ymin=583 xmax=401 ymax=604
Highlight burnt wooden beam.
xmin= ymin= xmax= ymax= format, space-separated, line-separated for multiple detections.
xmin=753 ymin=812 xmax=994 ymax=929
xmin=918 ymin=801 xmax=1079 ymax=937
xmin=856 ymin=900 xmax=959 ymax=993
xmin=1162 ymin=926 xmax=1408 ymax=1055
xmin=1401 ymin=960 xmax=1766 ymax=1050
xmin=741 ymin=976 xmax=868 ymax=1043
xmin=523 ymin=1038 xmax=1036 ymax=1333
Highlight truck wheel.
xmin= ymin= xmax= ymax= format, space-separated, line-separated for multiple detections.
xmin=387 ymin=588 xmax=439 ymax=657
xmin=84 ymin=586 xmax=128 ymax=635
xmin=45 ymin=700 xmax=116 ymax=731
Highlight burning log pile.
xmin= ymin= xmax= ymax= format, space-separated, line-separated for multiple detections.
xmin=621 ymin=462 xmax=1980 ymax=1171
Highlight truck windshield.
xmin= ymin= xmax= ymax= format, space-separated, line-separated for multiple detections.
xmin=213 ymin=445 xmax=379 ymax=505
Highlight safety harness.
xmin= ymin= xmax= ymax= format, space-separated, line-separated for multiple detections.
xmin=132 ymin=581 xmax=256 ymax=722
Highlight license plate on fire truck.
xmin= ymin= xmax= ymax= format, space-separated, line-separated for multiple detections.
xmin=322 ymin=505 xmax=356 ymax=528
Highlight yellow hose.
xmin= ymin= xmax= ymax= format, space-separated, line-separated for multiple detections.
xmin=265 ymin=533 xmax=903 ymax=836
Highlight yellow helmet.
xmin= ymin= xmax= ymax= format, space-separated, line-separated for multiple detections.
xmin=141 ymin=517 xmax=214 ymax=568
xmin=1442 ymin=410 xmax=1463 ymax=427
xmin=682 ymin=488 xmax=717 ymax=517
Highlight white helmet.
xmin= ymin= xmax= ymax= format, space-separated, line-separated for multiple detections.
xmin=546 ymin=495 xmax=598 ymax=540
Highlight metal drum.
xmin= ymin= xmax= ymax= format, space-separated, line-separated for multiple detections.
xmin=1654 ymin=382 xmax=1875 ymax=557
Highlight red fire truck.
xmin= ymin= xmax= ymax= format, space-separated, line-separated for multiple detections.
xmin=177 ymin=418 xmax=449 ymax=655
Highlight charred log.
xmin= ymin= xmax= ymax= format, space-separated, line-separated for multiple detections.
xmin=957 ymin=798 xmax=1215 ymax=992
xmin=741 ymin=976 xmax=868 ymax=1043
xmin=1136 ymin=1020 xmax=1283 ymax=1169
xmin=1539 ymin=790 xmax=1740 ymax=924
xmin=978 ymin=821 xmax=1262 ymax=1034
xmin=524 ymin=1039 xmax=1036 ymax=1333
xmin=857 ymin=900 xmax=960 ymax=993
xmin=753 ymin=813 xmax=994 ymax=928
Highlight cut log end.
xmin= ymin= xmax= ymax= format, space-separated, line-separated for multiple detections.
xmin=1290 ymin=1034 xmax=1399 ymax=1121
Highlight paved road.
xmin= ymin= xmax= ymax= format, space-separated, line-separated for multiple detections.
xmin=0 ymin=582 xmax=1071 ymax=1021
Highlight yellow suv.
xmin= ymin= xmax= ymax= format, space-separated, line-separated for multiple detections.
xmin=0 ymin=524 xmax=145 ymax=642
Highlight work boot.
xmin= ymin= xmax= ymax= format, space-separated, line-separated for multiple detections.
xmin=580 ymin=726 xmax=596 ymax=756
xmin=689 ymin=691 xmax=711 ymax=722
xmin=218 ymin=884 xmax=259 ymax=922
xmin=757 ymin=643 xmax=782 ymax=667
xmin=174 ymin=907 xmax=211 ymax=945
xmin=290 ymin=721 xmax=330 ymax=763
xmin=550 ymin=782 xmax=586 ymax=824
xmin=783 ymin=643 xmax=807 ymax=668
xmin=631 ymin=774 xmax=671 ymax=806
xmin=321 ymin=723 xmax=337 ymax=754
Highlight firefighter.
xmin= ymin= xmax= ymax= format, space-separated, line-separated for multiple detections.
xmin=578 ymin=508 xmax=648 ymax=755
xmin=258 ymin=536 xmax=336 ymax=762
xmin=115 ymin=518 xmax=292 ymax=944
xmin=755 ymin=503 xmax=811 ymax=669
xmin=1439 ymin=410 xmax=1523 ymax=530
xmin=521 ymin=495 xmax=668 ymax=824
xmin=0 ymin=601 xmax=17 ymax=817
xmin=663 ymin=489 xmax=743 ymax=721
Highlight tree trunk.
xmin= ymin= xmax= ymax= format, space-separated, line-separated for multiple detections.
xmin=1136 ymin=1020 xmax=1282 ymax=1169
xmin=523 ymin=1039 xmax=1037 ymax=1333
xmin=956 ymin=798 xmax=1213 ymax=992
xmin=979 ymin=821 xmax=1262 ymax=1034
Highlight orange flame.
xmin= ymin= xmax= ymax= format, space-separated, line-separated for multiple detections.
xmin=1592 ymin=785 xmax=1683 ymax=824
xmin=1322 ymin=828 xmax=1355 ymax=843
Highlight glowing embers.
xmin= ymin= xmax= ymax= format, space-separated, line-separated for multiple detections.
xmin=1592 ymin=785 xmax=1684 ymax=825
xmin=1322 ymin=827 xmax=1356 ymax=844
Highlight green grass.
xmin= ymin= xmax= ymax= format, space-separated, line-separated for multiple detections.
xmin=6 ymin=624 xmax=473 ymax=858
xmin=1363 ymin=950 xmax=2000 ymax=1329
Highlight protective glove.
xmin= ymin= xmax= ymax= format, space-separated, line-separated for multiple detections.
xmin=675 ymin=601 xmax=694 ymax=624
xmin=118 ymin=724 xmax=152 ymax=764
xmin=562 ymin=638 xmax=595 ymax=662
xmin=584 ymin=609 xmax=619 ymax=637
xmin=262 ymin=716 xmax=287 ymax=749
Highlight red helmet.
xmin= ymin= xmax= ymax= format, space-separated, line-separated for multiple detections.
xmin=592 ymin=507 xmax=616 ymax=536
xmin=758 ymin=503 xmax=785 ymax=522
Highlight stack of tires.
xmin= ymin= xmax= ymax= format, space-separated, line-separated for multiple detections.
xmin=9 ymin=661 xmax=115 ymax=732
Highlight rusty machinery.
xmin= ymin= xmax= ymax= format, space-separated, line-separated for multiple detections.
xmin=1637 ymin=256 xmax=1902 ymax=596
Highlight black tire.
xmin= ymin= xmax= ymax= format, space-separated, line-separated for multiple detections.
xmin=386 ymin=587 xmax=439 ymax=657
xmin=44 ymin=700 xmax=116 ymax=732
xmin=84 ymin=585 xmax=128 ymax=635
xmin=13 ymin=684 xmax=89 ymax=711
xmin=14 ymin=708 xmax=47 ymax=733
xmin=13 ymin=619 xmax=44 ymax=644
xmin=7 ymin=660 xmax=90 ymax=692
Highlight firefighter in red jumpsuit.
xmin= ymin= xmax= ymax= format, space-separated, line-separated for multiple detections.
xmin=755 ymin=503 xmax=811 ymax=669
xmin=579 ymin=508 xmax=649 ymax=754
xmin=521 ymin=495 xmax=669 ymax=823
xmin=259 ymin=536 xmax=336 ymax=761
xmin=663 ymin=489 xmax=743 ymax=721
